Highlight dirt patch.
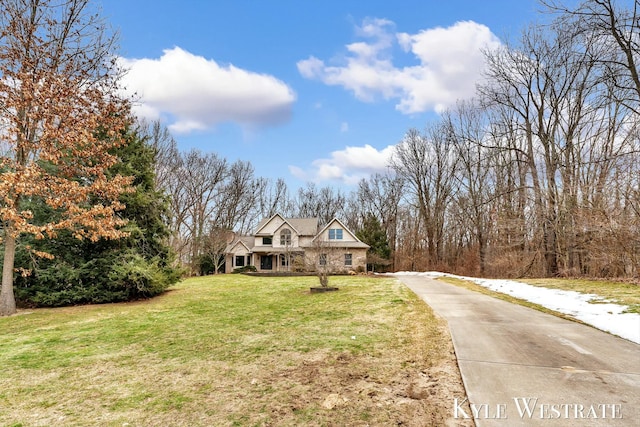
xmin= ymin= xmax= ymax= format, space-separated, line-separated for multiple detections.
xmin=231 ymin=322 xmax=475 ymax=426
xmin=310 ymin=286 xmax=340 ymax=293
xmin=223 ymin=284 xmax=477 ymax=426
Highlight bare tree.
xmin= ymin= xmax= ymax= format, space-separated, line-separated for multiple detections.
xmin=254 ymin=177 xmax=294 ymax=219
xmin=150 ymin=140 xmax=272 ymax=274
xmin=295 ymin=183 xmax=346 ymax=225
xmin=353 ymin=172 xmax=404 ymax=270
xmin=200 ymin=224 xmax=234 ymax=275
xmin=307 ymin=234 xmax=343 ymax=288
xmin=543 ymin=0 xmax=640 ymax=109
xmin=212 ymin=160 xmax=257 ymax=234
xmin=444 ymin=100 xmax=496 ymax=274
xmin=479 ymin=15 xmax=640 ymax=276
xmin=394 ymin=204 xmax=428 ymax=272
xmin=138 ymin=120 xmax=180 ymax=190
xmin=178 ymin=150 xmax=228 ymax=274
xmin=380 ymin=2 xmax=640 ymax=279
xmin=484 ymin=105 xmax=534 ymax=275
xmin=391 ymin=126 xmax=457 ymax=268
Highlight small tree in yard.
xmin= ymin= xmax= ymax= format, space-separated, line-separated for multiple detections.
xmin=0 ymin=0 xmax=132 ymax=316
xmin=198 ymin=225 xmax=233 ymax=275
xmin=316 ymin=250 xmax=330 ymax=288
xmin=309 ymin=235 xmax=340 ymax=290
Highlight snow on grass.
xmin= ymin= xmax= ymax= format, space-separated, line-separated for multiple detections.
xmin=392 ymin=271 xmax=640 ymax=344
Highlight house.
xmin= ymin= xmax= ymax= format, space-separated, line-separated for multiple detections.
xmin=224 ymin=214 xmax=369 ymax=273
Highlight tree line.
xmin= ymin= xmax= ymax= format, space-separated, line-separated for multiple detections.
xmin=149 ymin=0 xmax=640 ymax=279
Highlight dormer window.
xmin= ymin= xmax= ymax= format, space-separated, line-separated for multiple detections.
xmin=263 ymin=237 xmax=273 ymax=245
xmin=328 ymin=228 xmax=343 ymax=240
xmin=280 ymin=228 xmax=292 ymax=246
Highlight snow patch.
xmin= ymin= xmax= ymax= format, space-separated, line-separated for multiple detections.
xmin=391 ymin=271 xmax=640 ymax=344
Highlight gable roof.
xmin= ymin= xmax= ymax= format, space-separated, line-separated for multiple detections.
xmin=314 ymin=218 xmax=359 ymax=242
xmin=309 ymin=218 xmax=370 ymax=249
xmin=255 ymin=214 xmax=319 ymax=236
xmin=286 ymin=218 xmax=319 ymax=236
xmin=254 ymin=213 xmax=287 ymax=235
xmin=225 ymin=235 xmax=254 ymax=253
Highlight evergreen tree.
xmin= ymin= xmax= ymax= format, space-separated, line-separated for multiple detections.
xmin=356 ymin=214 xmax=392 ymax=272
xmin=13 ymin=128 xmax=181 ymax=307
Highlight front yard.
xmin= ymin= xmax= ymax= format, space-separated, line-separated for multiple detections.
xmin=0 ymin=275 xmax=471 ymax=426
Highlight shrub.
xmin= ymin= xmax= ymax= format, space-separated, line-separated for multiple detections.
xmin=108 ymin=253 xmax=177 ymax=298
xmin=15 ymin=251 xmax=179 ymax=307
xmin=232 ymin=265 xmax=257 ymax=274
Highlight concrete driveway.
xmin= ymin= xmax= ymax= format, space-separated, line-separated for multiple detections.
xmin=396 ymin=275 xmax=640 ymax=426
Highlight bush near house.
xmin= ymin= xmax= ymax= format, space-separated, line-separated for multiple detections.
xmin=232 ymin=265 xmax=257 ymax=274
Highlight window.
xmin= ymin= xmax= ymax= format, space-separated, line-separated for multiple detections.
xmin=280 ymin=254 xmax=289 ymax=267
xmin=328 ymin=228 xmax=343 ymax=240
xmin=344 ymin=254 xmax=352 ymax=266
xmin=235 ymin=255 xmax=245 ymax=267
xmin=319 ymin=253 xmax=327 ymax=266
xmin=263 ymin=237 xmax=272 ymax=245
xmin=280 ymin=228 xmax=292 ymax=246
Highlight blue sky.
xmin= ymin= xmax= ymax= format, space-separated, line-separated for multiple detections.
xmin=101 ymin=0 xmax=541 ymax=189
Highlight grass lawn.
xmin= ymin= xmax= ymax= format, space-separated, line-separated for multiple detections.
xmin=521 ymin=278 xmax=640 ymax=314
xmin=0 ymin=275 xmax=470 ymax=426
xmin=438 ymin=275 xmax=640 ymax=318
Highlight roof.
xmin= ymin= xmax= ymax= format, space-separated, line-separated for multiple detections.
xmin=312 ymin=217 xmax=368 ymax=247
xmin=251 ymin=246 xmax=305 ymax=254
xmin=286 ymin=218 xmax=319 ymax=235
xmin=224 ymin=235 xmax=254 ymax=253
xmin=254 ymin=213 xmax=281 ymax=234
xmin=254 ymin=215 xmax=319 ymax=236
xmin=225 ymin=215 xmax=369 ymax=254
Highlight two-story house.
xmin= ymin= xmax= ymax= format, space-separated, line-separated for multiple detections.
xmin=224 ymin=213 xmax=369 ymax=273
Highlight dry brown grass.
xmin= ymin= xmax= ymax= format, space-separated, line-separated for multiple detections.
xmin=0 ymin=275 xmax=472 ymax=426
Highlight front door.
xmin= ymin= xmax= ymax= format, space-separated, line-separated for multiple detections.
xmin=260 ymin=255 xmax=273 ymax=270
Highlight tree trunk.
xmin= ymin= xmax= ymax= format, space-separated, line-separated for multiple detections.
xmin=478 ymin=229 xmax=487 ymax=276
xmin=1 ymin=228 xmax=17 ymax=316
xmin=543 ymin=217 xmax=559 ymax=276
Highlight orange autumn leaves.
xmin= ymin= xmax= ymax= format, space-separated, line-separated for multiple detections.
xmin=0 ymin=0 xmax=134 ymax=246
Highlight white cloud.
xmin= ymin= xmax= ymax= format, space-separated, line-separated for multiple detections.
xmin=297 ymin=56 xmax=326 ymax=80
xmin=119 ymin=47 xmax=296 ymax=133
xmin=288 ymin=165 xmax=308 ymax=181
xmin=290 ymin=144 xmax=396 ymax=185
xmin=297 ymin=19 xmax=502 ymax=114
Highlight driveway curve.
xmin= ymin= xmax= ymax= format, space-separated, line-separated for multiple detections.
xmin=396 ymin=275 xmax=640 ymax=426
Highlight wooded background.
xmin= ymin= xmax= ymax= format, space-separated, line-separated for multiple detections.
xmin=149 ymin=0 xmax=640 ymax=279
